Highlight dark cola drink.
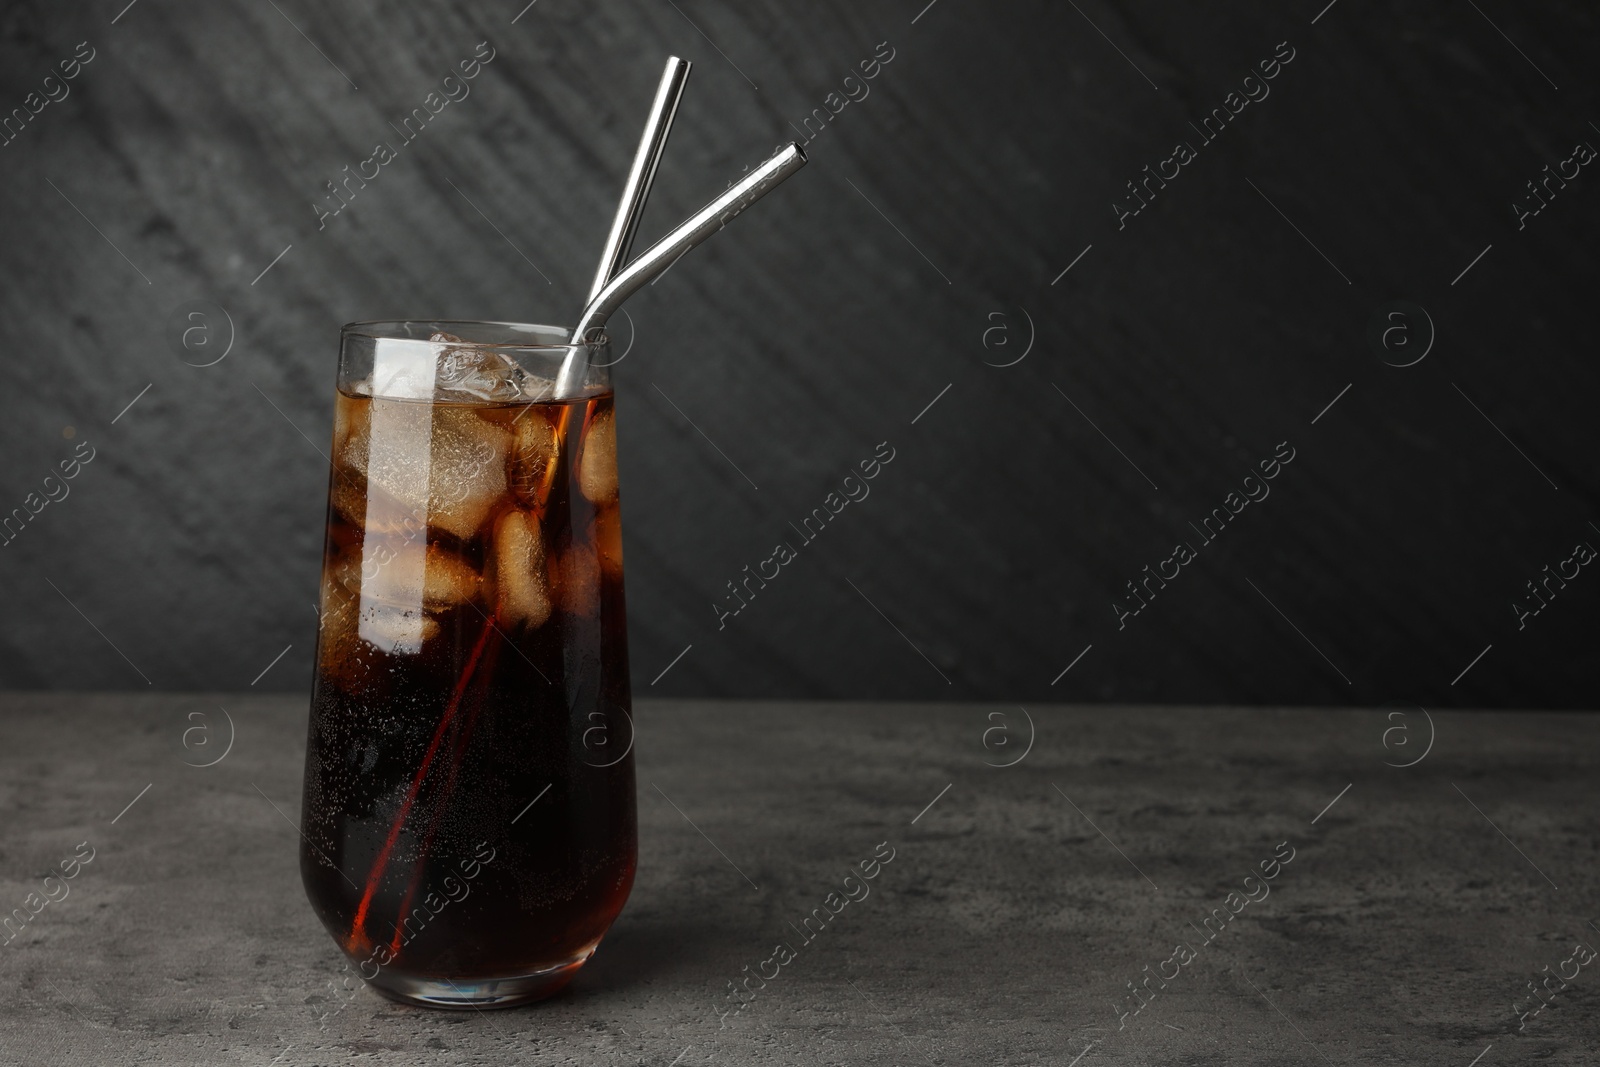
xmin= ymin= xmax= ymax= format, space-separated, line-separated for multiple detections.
xmin=300 ymin=325 xmax=635 ymax=1008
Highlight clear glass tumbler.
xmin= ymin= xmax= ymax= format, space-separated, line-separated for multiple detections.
xmin=299 ymin=320 xmax=635 ymax=1009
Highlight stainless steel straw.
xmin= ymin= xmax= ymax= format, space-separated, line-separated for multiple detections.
xmin=555 ymin=142 xmax=808 ymax=396
xmin=586 ymin=57 xmax=691 ymax=306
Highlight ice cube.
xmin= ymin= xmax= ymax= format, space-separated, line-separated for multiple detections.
xmin=595 ymin=508 xmax=623 ymax=578
xmin=416 ymin=544 xmax=481 ymax=608
xmin=356 ymin=333 xmax=555 ymax=404
xmin=332 ymin=390 xmax=368 ymax=454
xmin=339 ymin=398 xmax=427 ymax=506
xmin=317 ymin=560 xmax=439 ymax=685
xmin=369 ymin=338 xmax=442 ymax=401
xmin=330 ymin=471 xmax=368 ymax=528
xmin=319 ymin=560 xmax=361 ymax=638
xmin=490 ymin=510 xmax=552 ymax=628
xmin=519 ymin=375 xmax=558 ymax=403
xmin=333 ymin=475 xmax=426 ymax=543
xmin=357 ymin=602 xmax=438 ymax=656
xmin=433 ymin=332 xmax=536 ymax=403
xmin=331 ymin=541 xmax=481 ymax=611
xmin=317 ymin=575 xmax=371 ymax=689
xmin=340 ymin=400 xmax=511 ymax=541
xmin=332 ymin=393 xmax=370 ymax=484
xmin=331 ymin=396 xmax=413 ymax=534
xmin=579 ymin=407 xmax=619 ymax=505
xmin=425 ymin=407 xmax=513 ymax=538
xmin=555 ymin=538 xmax=601 ymax=618
xmin=508 ymin=411 xmax=560 ymax=510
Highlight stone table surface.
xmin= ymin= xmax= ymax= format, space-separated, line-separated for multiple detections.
xmin=0 ymin=694 xmax=1596 ymax=1066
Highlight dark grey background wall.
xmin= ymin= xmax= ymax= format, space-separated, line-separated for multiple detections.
xmin=0 ymin=0 xmax=1595 ymax=706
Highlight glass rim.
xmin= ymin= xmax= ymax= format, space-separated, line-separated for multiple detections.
xmin=339 ymin=318 xmax=609 ymax=350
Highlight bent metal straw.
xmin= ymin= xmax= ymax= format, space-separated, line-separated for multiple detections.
xmin=554 ymin=141 xmax=809 ymax=397
xmin=344 ymin=71 xmax=798 ymax=957
xmin=527 ymin=57 xmax=692 ymax=520
xmin=586 ymin=56 xmax=692 ymax=306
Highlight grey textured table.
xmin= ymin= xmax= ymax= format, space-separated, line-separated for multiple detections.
xmin=1 ymin=694 xmax=1595 ymax=1066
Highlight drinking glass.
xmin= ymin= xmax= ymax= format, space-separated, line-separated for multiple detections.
xmin=299 ymin=320 xmax=635 ymax=1009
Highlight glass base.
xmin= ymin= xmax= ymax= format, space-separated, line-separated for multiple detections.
xmin=368 ymin=950 xmax=594 ymax=1010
